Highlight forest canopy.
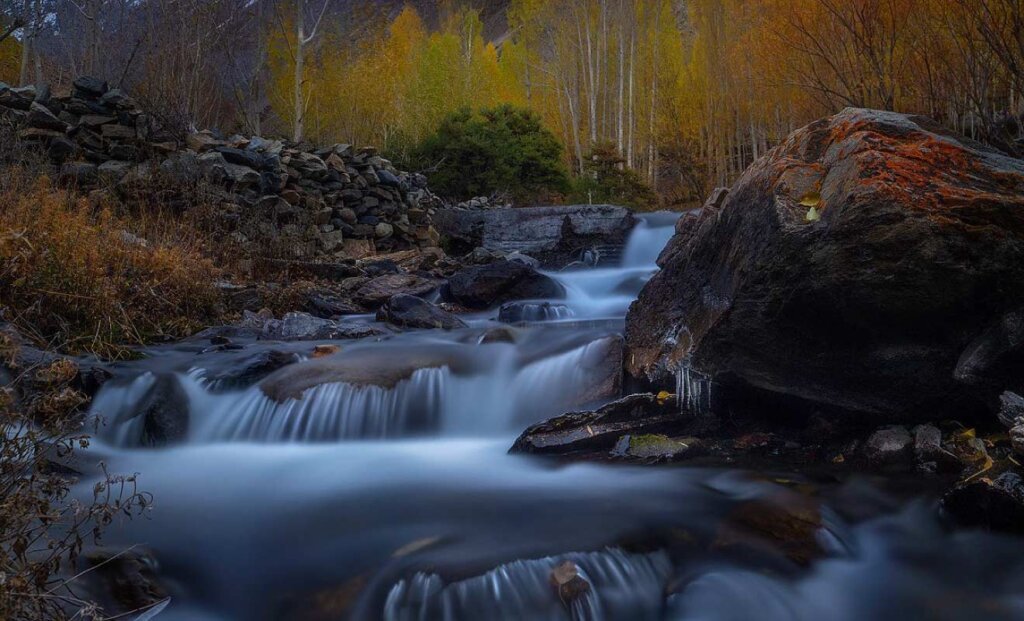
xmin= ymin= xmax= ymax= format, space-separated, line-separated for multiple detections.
xmin=5 ymin=0 xmax=1024 ymax=205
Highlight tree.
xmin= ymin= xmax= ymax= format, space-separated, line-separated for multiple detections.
xmin=404 ymin=104 xmax=569 ymax=203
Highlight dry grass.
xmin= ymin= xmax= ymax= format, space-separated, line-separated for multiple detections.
xmin=0 ymin=169 xmax=223 ymax=357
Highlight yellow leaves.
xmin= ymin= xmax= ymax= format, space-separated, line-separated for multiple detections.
xmin=656 ymin=390 xmax=673 ymax=404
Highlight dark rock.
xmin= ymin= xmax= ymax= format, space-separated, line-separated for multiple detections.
xmin=28 ymin=101 xmax=69 ymax=132
xmin=216 ymin=146 xmax=264 ymax=169
xmin=137 ymin=374 xmax=190 ymax=447
xmin=446 ymin=260 xmax=564 ymax=309
xmin=863 ymin=426 xmax=912 ymax=465
xmin=78 ymin=548 xmax=168 ymax=617
xmin=550 ymin=561 xmax=591 ymax=606
xmin=510 ymin=393 xmax=679 ymax=455
xmin=942 ymin=471 xmax=1024 ymax=533
xmin=626 ymin=108 xmax=1024 ymax=424
xmin=73 ymin=76 xmax=109 ymax=97
xmin=997 ymin=391 xmax=1024 ymax=428
xmin=59 ymin=161 xmax=97 ymax=185
xmin=101 ymin=123 xmax=136 ymax=140
xmin=377 ymin=294 xmax=467 ymax=330
xmin=206 ymin=350 xmax=300 ymax=390
xmin=260 ymin=312 xmax=384 ymax=341
xmin=353 ymin=274 xmax=441 ymax=308
xmin=304 ymin=290 xmax=363 ymax=318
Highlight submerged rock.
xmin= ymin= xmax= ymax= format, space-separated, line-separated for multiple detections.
xmin=626 ymin=108 xmax=1024 ymax=424
xmin=446 ymin=259 xmax=565 ymax=309
xmin=204 ymin=349 xmax=300 ymax=390
xmin=377 ymin=294 xmax=467 ymax=330
xmin=510 ymin=394 xmax=679 ymax=455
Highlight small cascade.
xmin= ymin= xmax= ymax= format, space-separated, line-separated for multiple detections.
xmin=621 ymin=214 xmax=679 ymax=268
xmin=676 ymin=363 xmax=713 ymax=415
xmin=195 ymin=367 xmax=449 ymax=442
xmin=383 ymin=548 xmax=672 ymax=621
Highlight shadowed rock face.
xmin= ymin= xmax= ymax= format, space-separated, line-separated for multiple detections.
xmin=626 ymin=108 xmax=1024 ymax=423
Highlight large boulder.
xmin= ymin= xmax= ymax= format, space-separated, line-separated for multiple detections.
xmin=446 ymin=259 xmax=564 ymax=309
xmin=625 ymin=108 xmax=1024 ymax=423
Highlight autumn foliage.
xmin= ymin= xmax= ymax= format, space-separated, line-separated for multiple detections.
xmin=0 ymin=171 xmax=221 ymax=356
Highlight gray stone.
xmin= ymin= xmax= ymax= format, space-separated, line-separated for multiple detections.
xmin=377 ymin=294 xmax=467 ymax=330
xmin=863 ymin=426 xmax=913 ymax=465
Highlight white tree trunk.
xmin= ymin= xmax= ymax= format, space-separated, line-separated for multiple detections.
xmin=293 ymin=0 xmax=305 ymax=143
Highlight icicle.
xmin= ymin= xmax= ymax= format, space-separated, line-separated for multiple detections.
xmin=675 ymin=363 xmax=713 ymax=415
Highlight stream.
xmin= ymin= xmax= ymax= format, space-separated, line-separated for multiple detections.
xmin=74 ymin=213 xmax=1024 ymax=620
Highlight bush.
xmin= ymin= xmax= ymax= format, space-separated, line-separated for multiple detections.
xmin=571 ymin=142 xmax=658 ymax=211
xmin=0 ymin=332 xmax=152 ymax=620
xmin=0 ymin=171 xmax=222 ymax=357
xmin=402 ymin=105 xmax=570 ymax=203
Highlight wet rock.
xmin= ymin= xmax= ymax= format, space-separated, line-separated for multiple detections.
xmin=716 ymin=494 xmax=824 ymax=565
xmin=550 ymin=560 xmax=591 ymax=606
xmin=303 ymin=290 xmax=363 ymax=318
xmin=207 ymin=350 xmax=300 ymax=390
xmin=353 ymin=274 xmax=441 ymax=308
xmin=626 ymin=108 xmax=1024 ymax=423
xmin=260 ymin=348 xmax=468 ymax=401
xmin=912 ymin=424 xmax=958 ymax=471
xmin=377 ymin=294 xmax=467 ymax=330
xmin=610 ymin=433 xmax=689 ymax=461
xmin=863 ymin=426 xmax=912 ymax=465
xmin=446 ymin=260 xmax=565 ymax=309
xmin=997 ymin=391 xmax=1024 ymax=428
xmin=942 ymin=471 xmax=1024 ymax=534
xmin=77 ymin=548 xmax=168 ymax=617
xmin=312 ymin=344 xmax=340 ymax=358
xmin=510 ymin=393 xmax=679 ymax=455
xmin=478 ymin=327 xmax=517 ymax=344
xmin=138 ymin=374 xmax=190 ymax=447
xmin=260 ymin=312 xmax=385 ymax=341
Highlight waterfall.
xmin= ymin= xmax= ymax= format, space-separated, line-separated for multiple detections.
xmin=384 ymin=548 xmax=672 ymax=621
xmin=90 ymin=337 xmax=621 ymax=445
xmin=621 ymin=214 xmax=679 ymax=268
xmin=195 ymin=367 xmax=449 ymax=442
xmin=676 ymin=363 xmax=713 ymax=415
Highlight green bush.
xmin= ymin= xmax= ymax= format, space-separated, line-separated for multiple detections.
xmin=571 ymin=141 xmax=658 ymax=211
xmin=402 ymin=105 xmax=570 ymax=203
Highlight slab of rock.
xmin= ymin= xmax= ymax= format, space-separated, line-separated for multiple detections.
xmin=434 ymin=204 xmax=635 ymax=266
xmin=626 ymin=108 xmax=1024 ymax=423
xmin=377 ymin=294 xmax=467 ymax=330
xmin=446 ymin=260 xmax=564 ymax=309
xmin=997 ymin=391 xmax=1024 ymax=428
xmin=204 ymin=350 xmax=300 ymax=391
xmin=510 ymin=394 xmax=679 ymax=455
xmin=260 ymin=312 xmax=384 ymax=341
xmin=353 ymin=274 xmax=441 ymax=308
xmin=137 ymin=374 xmax=190 ymax=447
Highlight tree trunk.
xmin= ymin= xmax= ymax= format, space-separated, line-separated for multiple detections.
xmin=294 ymin=0 xmax=306 ymax=143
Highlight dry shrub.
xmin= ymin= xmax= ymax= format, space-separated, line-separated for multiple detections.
xmin=0 ymin=171 xmax=222 ymax=357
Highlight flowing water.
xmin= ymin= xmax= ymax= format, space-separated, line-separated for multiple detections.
xmin=73 ymin=214 xmax=1024 ymax=620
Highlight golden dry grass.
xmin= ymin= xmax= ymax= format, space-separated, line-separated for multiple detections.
xmin=0 ymin=170 xmax=223 ymax=357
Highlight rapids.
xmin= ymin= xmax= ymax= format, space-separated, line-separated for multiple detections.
xmin=72 ymin=214 xmax=1024 ymax=621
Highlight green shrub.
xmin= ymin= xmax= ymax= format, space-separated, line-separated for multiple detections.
xmin=571 ymin=141 xmax=658 ymax=211
xmin=402 ymin=105 xmax=570 ymax=203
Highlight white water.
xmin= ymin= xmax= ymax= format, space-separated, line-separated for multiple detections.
xmin=71 ymin=213 xmax=1024 ymax=621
